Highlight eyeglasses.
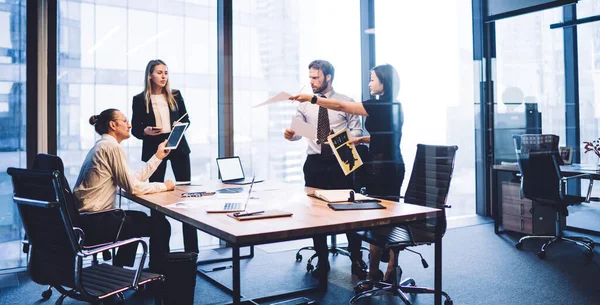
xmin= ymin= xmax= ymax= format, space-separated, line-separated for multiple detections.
xmin=113 ymin=118 xmax=129 ymax=124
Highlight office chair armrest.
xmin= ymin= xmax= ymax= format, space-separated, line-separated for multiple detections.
xmin=78 ymin=237 xmax=149 ymax=290
xmin=73 ymin=227 xmax=113 ymax=250
xmin=80 ymin=208 xmax=125 ymax=217
xmin=561 ymin=174 xmax=594 ymax=202
xmin=78 ymin=237 xmax=144 ymax=257
xmin=562 ymin=173 xmax=593 ymax=181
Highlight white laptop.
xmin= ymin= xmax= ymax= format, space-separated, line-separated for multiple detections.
xmin=216 ymin=156 xmax=264 ymax=185
xmin=206 ymin=176 xmax=256 ymax=213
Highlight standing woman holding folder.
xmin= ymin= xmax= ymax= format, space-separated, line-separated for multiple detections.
xmin=132 ymin=59 xmax=199 ymax=255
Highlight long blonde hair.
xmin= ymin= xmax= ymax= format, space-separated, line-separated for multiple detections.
xmin=143 ymin=59 xmax=177 ymax=113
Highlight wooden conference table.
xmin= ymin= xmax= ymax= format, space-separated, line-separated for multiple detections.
xmin=123 ymin=180 xmax=444 ymax=305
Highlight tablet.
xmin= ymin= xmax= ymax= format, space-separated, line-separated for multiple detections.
xmin=165 ymin=122 xmax=188 ymax=149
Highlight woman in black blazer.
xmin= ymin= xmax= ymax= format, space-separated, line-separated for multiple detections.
xmin=132 ymin=59 xmax=198 ymax=255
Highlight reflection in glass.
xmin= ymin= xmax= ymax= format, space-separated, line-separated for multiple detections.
xmin=574 ymin=0 xmax=600 ymax=232
xmin=0 ymin=0 xmax=27 ymax=270
xmin=232 ymin=0 xmax=362 ymax=185
xmin=375 ymin=0 xmax=475 ymax=217
xmin=57 ymin=0 xmax=218 ymax=251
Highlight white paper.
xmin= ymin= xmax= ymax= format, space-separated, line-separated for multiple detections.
xmin=253 ymin=91 xmax=292 ymax=108
xmin=167 ymin=200 xmax=207 ymax=209
xmin=290 ymin=116 xmax=317 ymax=140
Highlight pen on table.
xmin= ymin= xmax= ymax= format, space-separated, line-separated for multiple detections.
xmin=212 ymin=265 xmax=232 ymax=271
xmin=235 ymin=210 xmax=265 ymax=217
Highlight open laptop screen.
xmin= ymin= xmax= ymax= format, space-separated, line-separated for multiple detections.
xmin=216 ymin=157 xmax=245 ymax=181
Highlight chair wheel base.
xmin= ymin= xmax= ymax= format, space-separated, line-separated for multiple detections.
xmin=41 ymin=288 xmax=52 ymax=299
xmin=296 ymin=254 xmax=302 ymax=262
xmin=515 ymin=242 xmax=523 ymax=249
xmin=445 ymin=300 xmax=453 ymax=305
xmin=537 ymin=250 xmax=546 ymax=259
xmin=353 ymin=280 xmax=374 ymax=293
xmin=306 ymin=263 xmax=314 ymax=272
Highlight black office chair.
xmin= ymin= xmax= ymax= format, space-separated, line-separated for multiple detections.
xmin=514 ymin=134 xmax=595 ymax=260
xmin=8 ymin=167 xmax=165 ymax=305
xmin=350 ymin=144 xmax=457 ymax=305
xmin=295 ymin=235 xmax=369 ymax=276
xmin=21 ymin=154 xmax=126 ymax=300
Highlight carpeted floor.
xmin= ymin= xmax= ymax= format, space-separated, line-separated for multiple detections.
xmin=1 ymin=222 xmax=600 ymax=305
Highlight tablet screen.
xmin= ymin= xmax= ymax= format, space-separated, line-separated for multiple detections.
xmin=165 ymin=123 xmax=188 ymax=149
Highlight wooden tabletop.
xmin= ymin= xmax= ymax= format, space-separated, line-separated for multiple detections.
xmin=123 ymin=181 xmax=442 ymax=246
xmin=493 ymin=163 xmax=600 ymax=179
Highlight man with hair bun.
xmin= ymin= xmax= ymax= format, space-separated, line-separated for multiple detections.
xmin=74 ymin=108 xmax=174 ymax=271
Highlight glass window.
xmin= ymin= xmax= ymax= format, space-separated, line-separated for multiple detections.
xmin=495 ymin=8 xmax=565 ymax=159
xmin=577 ymin=0 xmax=600 ymax=166
xmin=0 ymin=0 xmax=27 ymax=270
xmin=574 ymin=0 xmax=600 ymax=232
xmin=57 ymin=0 xmax=219 ymax=250
xmin=231 ymin=0 xmax=362 ymax=184
xmin=375 ymin=0 xmax=475 ymax=217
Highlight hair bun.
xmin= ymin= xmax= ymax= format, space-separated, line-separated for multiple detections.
xmin=89 ymin=115 xmax=99 ymax=125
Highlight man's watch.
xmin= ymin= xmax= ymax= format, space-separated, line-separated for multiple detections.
xmin=311 ymin=95 xmax=318 ymax=104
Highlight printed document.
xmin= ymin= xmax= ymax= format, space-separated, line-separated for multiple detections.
xmin=290 ymin=116 xmax=317 ymax=140
xmin=253 ymin=91 xmax=292 ymax=108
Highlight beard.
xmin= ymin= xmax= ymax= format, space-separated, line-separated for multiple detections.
xmin=312 ymin=80 xmax=329 ymax=94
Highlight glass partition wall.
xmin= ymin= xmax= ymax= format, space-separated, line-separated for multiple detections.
xmin=494 ymin=7 xmax=566 ymax=163
xmin=56 ymin=0 xmax=220 ymax=251
xmin=375 ymin=0 xmax=476 ymax=217
xmin=6 ymin=0 xmax=596 ymax=272
xmin=0 ymin=0 xmax=27 ymax=270
xmin=572 ymin=0 xmax=600 ymax=232
xmin=231 ymin=0 xmax=362 ymax=184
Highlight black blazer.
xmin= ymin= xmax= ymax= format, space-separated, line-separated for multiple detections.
xmin=132 ymin=89 xmax=191 ymax=162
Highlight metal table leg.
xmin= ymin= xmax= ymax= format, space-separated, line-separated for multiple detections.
xmin=232 ymin=245 xmax=241 ymax=304
xmin=435 ymin=217 xmax=442 ymax=305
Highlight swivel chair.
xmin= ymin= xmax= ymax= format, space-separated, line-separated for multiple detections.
xmin=20 ymin=154 xmax=126 ymax=300
xmin=295 ymin=235 xmax=369 ymax=277
xmin=350 ymin=144 xmax=457 ymax=305
xmin=296 ymin=146 xmax=370 ymax=278
xmin=514 ymin=134 xmax=595 ymax=260
xmin=8 ymin=167 xmax=165 ymax=305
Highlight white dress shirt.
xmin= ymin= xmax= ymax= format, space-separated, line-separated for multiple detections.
xmin=290 ymin=89 xmax=363 ymax=155
xmin=74 ymin=134 xmax=167 ymax=212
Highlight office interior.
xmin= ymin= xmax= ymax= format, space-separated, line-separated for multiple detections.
xmin=2 ymin=0 xmax=600 ymax=304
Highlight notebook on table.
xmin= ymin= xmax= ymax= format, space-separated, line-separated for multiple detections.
xmin=216 ymin=156 xmax=264 ymax=185
xmin=206 ymin=176 xmax=256 ymax=213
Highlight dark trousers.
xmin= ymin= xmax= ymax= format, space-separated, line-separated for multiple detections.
xmin=150 ymin=151 xmax=199 ymax=254
xmin=304 ymin=154 xmax=361 ymax=267
xmin=81 ymin=210 xmax=169 ymax=271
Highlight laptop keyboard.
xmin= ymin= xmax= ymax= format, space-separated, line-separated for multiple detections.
xmin=223 ymin=202 xmax=242 ymax=210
